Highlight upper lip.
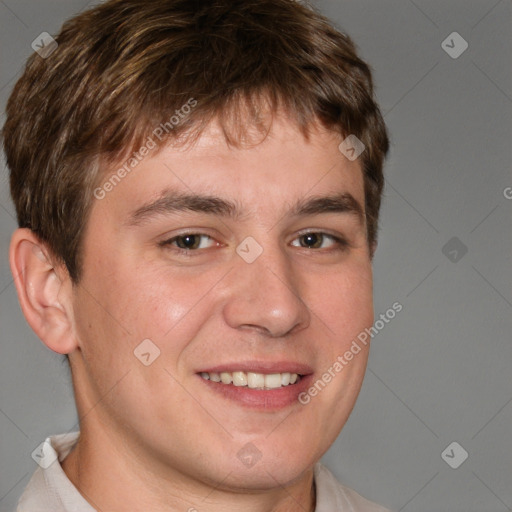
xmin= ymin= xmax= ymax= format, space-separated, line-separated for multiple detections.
xmin=196 ymin=361 xmax=314 ymax=375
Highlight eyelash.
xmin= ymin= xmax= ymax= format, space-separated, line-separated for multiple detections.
xmin=292 ymin=230 xmax=349 ymax=251
xmin=158 ymin=233 xmax=217 ymax=257
xmin=160 ymin=231 xmax=349 ymax=256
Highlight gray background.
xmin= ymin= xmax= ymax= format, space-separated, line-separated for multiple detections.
xmin=0 ymin=0 xmax=510 ymax=511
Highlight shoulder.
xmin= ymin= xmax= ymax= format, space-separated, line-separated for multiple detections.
xmin=314 ymin=463 xmax=393 ymax=512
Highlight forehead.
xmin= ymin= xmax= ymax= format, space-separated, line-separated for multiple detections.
xmin=90 ymin=114 xmax=365 ymax=225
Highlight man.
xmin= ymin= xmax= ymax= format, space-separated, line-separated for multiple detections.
xmin=3 ymin=0 xmax=391 ymax=510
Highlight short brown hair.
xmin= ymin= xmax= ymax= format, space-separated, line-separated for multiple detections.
xmin=2 ymin=0 xmax=389 ymax=282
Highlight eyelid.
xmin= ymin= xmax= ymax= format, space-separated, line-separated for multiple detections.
xmin=159 ymin=232 xmax=221 ymax=251
xmin=158 ymin=228 xmax=350 ymax=256
xmin=290 ymin=229 xmax=349 ymax=250
xmin=292 ymin=228 xmax=348 ymax=241
xmin=158 ymin=226 xmax=222 ymax=243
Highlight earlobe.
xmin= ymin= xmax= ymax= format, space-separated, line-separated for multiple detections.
xmin=9 ymin=228 xmax=78 ymax=354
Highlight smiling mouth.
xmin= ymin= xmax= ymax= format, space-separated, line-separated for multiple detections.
xmin=199 ymin=371 xmax=302 ymax=390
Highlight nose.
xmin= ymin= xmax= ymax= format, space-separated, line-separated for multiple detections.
xmin=222 ymin=242 xmax=311 ymax=338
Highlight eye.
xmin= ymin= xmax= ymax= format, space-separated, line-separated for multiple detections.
xmin=291 ymin=232 xmax=345 ymax=250
xmin=162 ymin=234 xmax=218 ymax=251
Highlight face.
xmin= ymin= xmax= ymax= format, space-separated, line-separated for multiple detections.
xmin=69 ymin=114 xmax=374 ymax=491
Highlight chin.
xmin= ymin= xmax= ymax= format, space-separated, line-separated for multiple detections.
xmin=204 ymin=437 xmax=321 ymax=491
xmin=214 ymin=458 xmax=316 ymax=492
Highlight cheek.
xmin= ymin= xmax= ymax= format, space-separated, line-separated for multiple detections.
xmin=128 ymin=265 xmax=224 ymax=337
xmin=75 ymin=260 xmax=226 ymax=363
xmin=308 ymin=261 xmax=374 ymax=345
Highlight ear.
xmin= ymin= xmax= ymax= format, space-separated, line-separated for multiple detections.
xmin=9 ymin=228 xmax=78 ymax=354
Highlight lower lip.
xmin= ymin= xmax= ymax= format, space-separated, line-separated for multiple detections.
xmin=197 ymin=374 xmax=314 ymax=410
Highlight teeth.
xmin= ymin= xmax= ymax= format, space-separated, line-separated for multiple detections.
xmin=220 ymin=372 xmax=232 ymax=384
xmin=247 ymin=372 xmax=265 ymax=388
xmin=201 ymin=371 xmax=301 ymax=389
xmin=264 ymin=373 xmax=282 ymax=389
xmin=232 ymin=371 xmax=247 ymax=386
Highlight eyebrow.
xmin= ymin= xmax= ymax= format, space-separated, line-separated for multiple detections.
xmin=292 ymin=194 xmax=364 ymax=220
xmin=125 ymin=189 xmax=364 ymax=226
xmin=126 ymin=190 xmax=240 ymax=226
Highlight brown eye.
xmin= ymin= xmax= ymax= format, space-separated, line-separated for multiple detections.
xmin=162 ymin=234 xmax=217 ymax=251
xmin=175 ymin=234 xmax=202 ymax=249
xmin=291 ymin=232 xmax=347 ymax=251
xmin=300 ymin=233 xmax=324 ymax=248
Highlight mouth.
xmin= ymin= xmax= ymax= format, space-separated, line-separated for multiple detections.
xmin=199 ymin=371 xmax=302 ymax=390
xmin=195 ymin=362 xmax=314 ymax=410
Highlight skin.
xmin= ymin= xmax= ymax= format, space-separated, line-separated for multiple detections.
xmin=10 ymin=114 xmax=374 ymax=512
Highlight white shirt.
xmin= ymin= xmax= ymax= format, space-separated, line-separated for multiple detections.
xmin=17 ymin=433 xmax=392 ymax=512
